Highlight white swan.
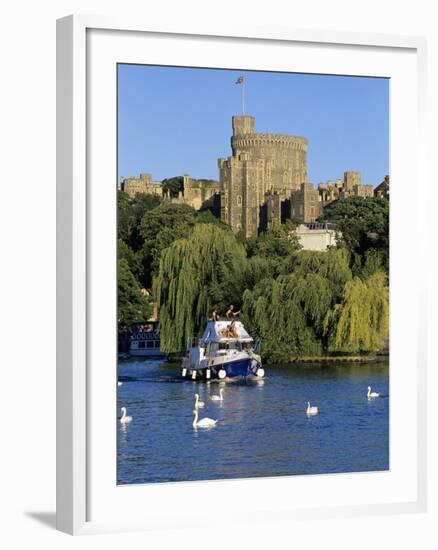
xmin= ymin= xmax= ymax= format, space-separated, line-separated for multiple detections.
xmin=118 ymin=381 xmax=123 ymax=387
xmin=120 ymin=407 xmax=132 ymax=424
xmin=192 ymin=409 xmax=217 ymax=428
xmin=210 ymin=388 xmax=224 ymax=402
xmin=306 ymin=401 xmax=319 ymax=415
xmin=367 ymin=386 xmax=380 ymax=399
xmin=194 ymin=393 xmax=205 ymax=408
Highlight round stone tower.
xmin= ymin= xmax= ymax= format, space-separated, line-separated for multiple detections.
xmin=230 ymin=115 xmax=307 ymax=195
xmin=219 ymin=115 xmax=308 ymax=238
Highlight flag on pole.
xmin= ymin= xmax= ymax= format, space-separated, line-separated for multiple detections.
xmin=235 ymin=76 xmax=245 ymax=114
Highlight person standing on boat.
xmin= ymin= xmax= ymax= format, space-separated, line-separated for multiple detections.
xmin=211 ymin=306 xmax=219 ymax=322
xmin=226 ymin=304 xmax=240 ymax=320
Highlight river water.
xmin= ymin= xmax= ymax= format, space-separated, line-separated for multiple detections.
xmin=117 ymin=358 xmax=389 ymax=485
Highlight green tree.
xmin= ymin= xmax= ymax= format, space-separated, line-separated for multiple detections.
xmin=282 ymin=247 xmax=352 ymax=301
xmin=117 ymin=190 xmax=162 ymax=251
xmin=242 ymin=247 xmax=353 ymax=361
xmin=118 ymin=259 xmax=152 ymax=324
xmin=117 ymin=190 xmax=131 ymax=243
xmin=195 ymin=209 xmax=227 ymax=227
xmin=161 ymin=176 xmax=183 ymax=197
xmin=138 ymin=203 xmax=197 ymax=287
xmin=242 ymin=274 xmax=324 ymax=361
xmin=250 ymin=220 xmax=301 ymax=259
xmin=242 ymin=256 xmax=280 ymax=290
xmin=118 ymin=239 xmax=142 ymax=280
xmin=319 ymin=197 xmax=389 ymax=273
xmin=324 ymin=271 xmax=389 ymax=353
xmin=154 ymin=224 xmax=246 ymax=353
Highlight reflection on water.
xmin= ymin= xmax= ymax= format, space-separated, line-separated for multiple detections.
xmin=117 ymin=358 xmax=389 ymax=484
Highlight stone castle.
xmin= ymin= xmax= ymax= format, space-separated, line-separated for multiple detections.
xmin=121 ymin=173 xmax=162 ymax=198
xmin=121 ymin=114 xmax=387 ymax=242
xmin=121 ymin=173 xmax=220 ymax=210
xmin=219 ymin=115 xmax=375 ymax=238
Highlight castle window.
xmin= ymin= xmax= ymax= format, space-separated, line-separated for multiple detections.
xmin=237 ymin=195 xmax=242 ymax=206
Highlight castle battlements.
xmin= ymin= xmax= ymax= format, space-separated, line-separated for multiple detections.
xmin=232 ymin=134 xmax=308 ymax=150
xmin=219 ymin=115 xmax=381 ymax=238
xmin=121 ymin=172 xmax=220 ymax=211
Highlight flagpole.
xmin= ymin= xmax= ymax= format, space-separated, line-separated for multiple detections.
xmin=242 ymin=79 xmax=245 ymax=115
xmin=235 ymin=76 xmax=245 ymax=115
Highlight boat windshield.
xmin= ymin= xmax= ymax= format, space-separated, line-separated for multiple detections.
xmin=208 ymin=341 xmax=253 ymax=352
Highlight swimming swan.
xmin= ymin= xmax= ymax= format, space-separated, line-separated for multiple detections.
xmin=367 ymin=386 xmax=380 ymax=399
xmin=192 ymin=409 xmax=217 ymax=428
xmin=210 ymin=388 xmax=224 ymax=402
xmin=306 ymin=401 xmax=319 ymax=415
xmin=120 ymin=407 xmax=132 ymax=424
xmin=118 ymin=381 xmax=123 ymax=387
xmin=194 ymin=393 xmax=205 ymax=408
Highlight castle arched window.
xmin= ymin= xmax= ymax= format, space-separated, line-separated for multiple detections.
xmin=237 ymin=195 xmax=242 ymax=206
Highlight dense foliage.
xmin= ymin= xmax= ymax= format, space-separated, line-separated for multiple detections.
xmin=161 ymin=176 xmax=184 ymax=197
xmin=139 ymin=203 xmax=197 ymax=287
xmin=318 ymin=196 xmax=389 ymax=275
xmin=118 ymin=190 xmax=162 ymax=251
xmin=242 ymin=248 xmax=354 ymax=360
xmin=118 ymin=190 xmax=389 ymax=360
xmin=328 ymin=271 xmax=389 ymax=353
xmin=118 ymin=259 xmax=152 ymax=324
xmin=154 ymin=224 xmax=246 ymax=352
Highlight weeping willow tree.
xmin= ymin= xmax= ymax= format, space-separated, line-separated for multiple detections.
xmin=242 ymin=250 xmax=348 ymax=361
xmin=243 ymin=273 xmax=329 ymax=361
xmin=282 ymin=247 xmax=352 ymax=300
xmin=154 ymin=224 xmax=246 ymax=353
xmin=325 ymin=271 xmax=389 ymax=353
xmin=242 ymin=247 xmax=354 ymax=361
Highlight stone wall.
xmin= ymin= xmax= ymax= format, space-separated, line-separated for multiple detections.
xmin=290 ymin=182 xmax=323 ymax=223
xmin=318 ymin=173 xmax=374 ymax=203
xmin=121 ymin=173 xmax=163 ymax=198
xmin=122 ymin=173 xmax=219 ymax=211
xmin=374 ymin=175 xmax=390 ymax=199
xmin=166 ymin=175 xmax=220 ymax=210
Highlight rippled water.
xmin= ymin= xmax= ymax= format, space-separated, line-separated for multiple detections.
xmin=117 ymin=358 xmax=389 ymax=484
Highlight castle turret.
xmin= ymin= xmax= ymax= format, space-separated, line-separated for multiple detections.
xmin=343 ymin=171 xmax=361 ymax=191
xmin=232 ymin=115 xmax=255 ymax=136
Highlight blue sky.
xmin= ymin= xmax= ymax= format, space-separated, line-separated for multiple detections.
xmin=118 ymin=65 xmax=389 ymax=186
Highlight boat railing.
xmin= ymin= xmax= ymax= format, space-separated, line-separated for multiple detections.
xmin=132 ymin=331 xmax=160 ymax=341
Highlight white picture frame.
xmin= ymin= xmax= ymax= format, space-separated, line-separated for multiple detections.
xmin=56 ymin=15 xmax=428 ymax=535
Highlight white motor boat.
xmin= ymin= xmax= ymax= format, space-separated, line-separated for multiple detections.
xmin=181 ymin=320 xmax=264 ymax=380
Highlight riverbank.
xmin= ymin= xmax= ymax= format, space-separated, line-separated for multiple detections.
xmin=161 ymin=352 xmax=389 ymax=366
xmin=281 ymin=354 xmax=388 ymax=364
